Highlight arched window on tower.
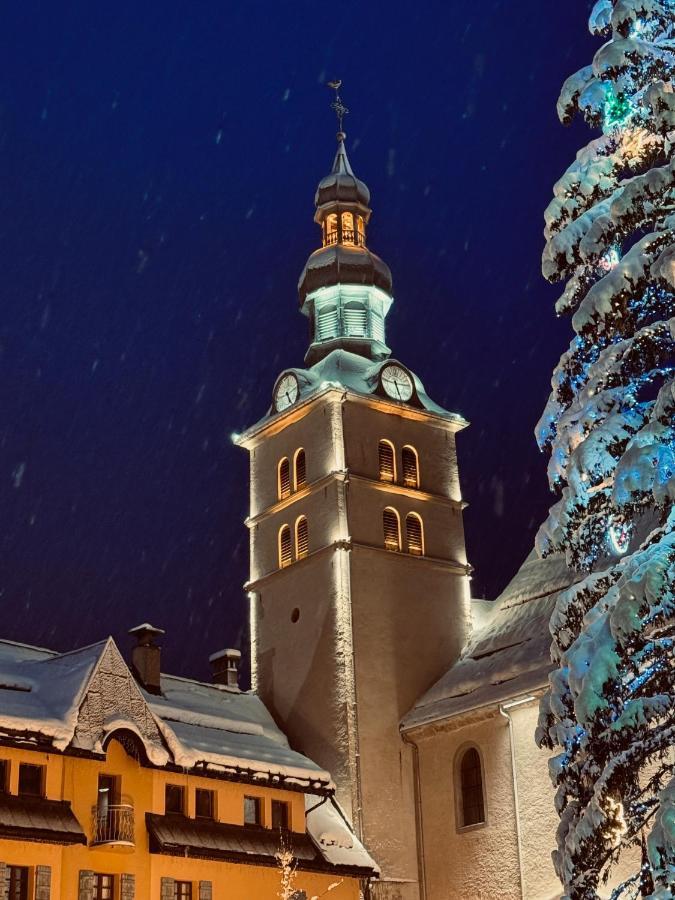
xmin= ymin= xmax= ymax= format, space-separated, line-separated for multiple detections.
xmin=294 ymin=449 xmax=307 ymax=491
xmin=383 ymin=507 xmax=401 ymax=552
xmin=406 ymin=512 xmax=424 ymax=556
xmin=324 ymin=213 xmax=338 ymax=246
xmin=378 ymin=440 xmax=396 ymax=483
xmin=343 ymin=301 xmax=368 ymax=337
xmin=356 ymin=215 xmax=366 ymax=247
xmin=317 ymin=304 xmax=339 ymax=342
xmin=278 ymin=458 xmax=291 ymax=500
xmin=278 ymin=525 xmax=292 ymax=569
xmin=341 ymin=212 xmax=355 ymax=244
xmin=457 ymin=747 xmax=486 ymax=828
xmin=402 ymin=446 xmax=420 ymax=489
xmin=295 ymin=516 xmax=309 ymax=560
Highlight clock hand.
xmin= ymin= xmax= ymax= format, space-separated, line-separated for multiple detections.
xmin=395 ymin=381 xmax=402 ymax=399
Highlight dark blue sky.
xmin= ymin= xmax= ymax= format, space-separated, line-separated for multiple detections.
xmin=0 ymin=2 xmax=596 ymax=679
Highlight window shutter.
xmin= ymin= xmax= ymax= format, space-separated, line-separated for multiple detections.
xmin=406 ymin=513 xmax=424 ymax=556
xmin=402 ymin=446 xmax=419 ymax=488
xmin=35 ymin=866 xmax=51 ymax=900
xmin=371 ymin=312 xmax=385 ymax=343
xmin=378 ymin=441 xmax=395 ymax=483
xmin=0 ymin=863 xmax=7 ymax=900
xmin=343 ymin=306 xmax=368 ymax=337
xmin=199 ymin=882 xmax=213 ymax=900
xmin=279 ymin=525 xmax=292 ymax=568
xmin=294 ymin=449 xmax=306 ymax=490
xmin=317 ymin=307 xmax=339 ymax=341
xmin=279 ymin=458 xmax=291 ymax=500
xmin=160 ymin=878 xmax=175 ymax=900
xmin=120 ymin=874 xmax=135 ymax=900
xmin=296 ymin=518 xmax=309 ymax=560
xmin=78 ymin=871 xmax=95 ymax=900
xmin=383 ymin=509 xmax=400 ymax=551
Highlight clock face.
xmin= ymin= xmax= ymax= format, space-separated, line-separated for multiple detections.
xmin=274 ymin=373 xmax=300 ymax=412
xmin=381 ymin=364 xmax=414 ymax=402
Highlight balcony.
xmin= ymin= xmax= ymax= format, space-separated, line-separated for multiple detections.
xmin=91 ymin=800 xmax=135 ymax=849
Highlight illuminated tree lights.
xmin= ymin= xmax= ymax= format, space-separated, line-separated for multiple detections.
xmin=535 ymin=2 xmax=675 ymax=897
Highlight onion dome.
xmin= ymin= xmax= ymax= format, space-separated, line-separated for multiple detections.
xmin=298 ymin=130 xmax=394 ymax=366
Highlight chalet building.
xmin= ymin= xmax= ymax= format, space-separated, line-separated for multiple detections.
xmin=0 ymin=625 xmax=376 ymax=899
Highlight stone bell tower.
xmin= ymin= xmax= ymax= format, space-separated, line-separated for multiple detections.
xmin=236 ymin=97 xmax=471 ymax=900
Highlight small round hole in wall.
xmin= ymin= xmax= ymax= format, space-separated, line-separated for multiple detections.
xmin=291 ymin=607 xmax=300 ymax=623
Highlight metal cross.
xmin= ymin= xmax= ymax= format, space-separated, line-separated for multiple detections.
xmin=327 ymin=79 xmax=349 ymax=132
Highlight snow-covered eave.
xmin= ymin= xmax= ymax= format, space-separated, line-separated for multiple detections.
xmin=234 ymin=385 xmax=467 ymax=450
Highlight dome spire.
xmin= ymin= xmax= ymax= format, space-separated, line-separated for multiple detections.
xmin=327 ymin=81 xmax=354 ymax=175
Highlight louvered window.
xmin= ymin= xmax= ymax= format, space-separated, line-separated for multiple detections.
xmin=296 ymin=517 xmax=309 ymax=559
xmin=317 ymin=306 xmax=339 ymax=341
xmin=371 ymin=311 xmax=385 ymax=343
xmin=294 ymin=449 xmax=306 ymax=490
xmin=278 ymin=458 xmax=291 ymax=500
xmin=343 ymin=304 xmax=368 ymax=337
xmin=279 ymin=525 xmax=292 ymax=569
xmin=378 ymin=440 xmax=395 ymax=483
xmin=406 ymin=513 xmax=424 ymax=556
xmin=383 ymin=508 xmax=401 ymax=551
xmin=402 ymin=446 xmax=420 ymax=488
xmin=324 ymin=214 xmax=338 ymax=246
xmin=459 ymin=747 xmax=485 ymax=827
xmin=341 ymin=211 xmax=355 ymax=245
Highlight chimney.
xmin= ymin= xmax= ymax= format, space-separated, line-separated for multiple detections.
xmin=209 ymin=648 xmax=241 ymax=688
xmin=129 ymin=623 xmax=165 ymax=695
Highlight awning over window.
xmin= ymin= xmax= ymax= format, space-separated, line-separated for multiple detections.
xmin=0 ymin=794 xmax=86 ymax=845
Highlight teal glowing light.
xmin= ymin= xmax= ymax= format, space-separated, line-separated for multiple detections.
xmin=604 ymin=91 xmax=633 ymax=130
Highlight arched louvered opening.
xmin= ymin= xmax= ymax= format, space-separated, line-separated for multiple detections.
xmin=402 ymin=445 xmax=420 ymax=489
xmin=371 ymin=311 xmax=385 ymax=344
xmin=317 ymin=305 xmax=339 ymax=341
xmin=378 ymin=440 xmax=396 ymax=483
xmin=278 ymin=525 xmax=292 ymax=569
xmin=459 ymin=747 xmax=485 ymax=828
xmin=295 ymin=516 xmax=309 ymax=560
xmin=383 ymin=507 xmax=401 ymax=552
xmin=294 ymin=449 xmax=307 ymax=491
xmin=406 ymin=513 xmax=424 ymax=557
xmin=341 ymin=211 xmax=355 ymax=244
xmin=278 ymin=458 xmax=291 ymax=500
xmin=343 ymin=302 xmax=368 ymax=337
xmin=324 ymin=213 xmax=338 ymax=246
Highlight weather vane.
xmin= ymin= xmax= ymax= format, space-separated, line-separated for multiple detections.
xmin=327 ymin=79 xmax=349 ymax=134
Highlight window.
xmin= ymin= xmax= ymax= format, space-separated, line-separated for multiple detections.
xmin=317 ymin=305 xmax=339 ymax=341
xmin=406 ymin=513 xmax=424 ymax=557
xmin=294 ymin=448 xmax=306 ymax=490
xmin=356 ymin=215 xmax=366 ymax=246
xmin=165 ymin=784 xmax=185 ymax=815
xmin=378 ymin=440 xmax=396 ymax=483
xmin=341 ymin=211 xmax=355 ymax=244
xmin=459 ymin=747 xmax=485 ymax=828
xmin=97 ymin=773 xmax=120 ymax=808
xmin=244 ymin=795 xmax=263 ymax=826
xmin=402 ymin=445 xmax=420 ymax=488
xmin=278 ymin=525 xmax=292 ymax=569
xmin=175 ymin=883 xmax=192 ymax=900
xmin=371 ymin=311 xmax=385 ymax=343
xmin=195 ymin=788 xmax=215 ymax=819
xmin=93 ymin=874 xmax=114 ymax=900
xmin=278 ymin=457 xmax=291 ymax=500
xmin=324 ymin=213 xmax=338 ymax=246
xmin=383 ymin=507 xmax=401 ymax=552
xmin=7 ymin=867 xmax=28 ymax=900
xmin=0 ymin=760 xmax=8 ymax=793
xmin=343 ymin=302 xmax=368 ymax=337
xmin=271 ymin=800 xmax=290 ymax=831
xmin=295 ymin=516 xmax=309 ymax=560
xmin=18 ymin=763 xmax=44 ymax=797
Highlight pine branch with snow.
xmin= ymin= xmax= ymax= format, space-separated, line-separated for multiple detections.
xmin=535 ymin=2 xmax=675 ymax=897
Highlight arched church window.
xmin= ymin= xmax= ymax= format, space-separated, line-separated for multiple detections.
xmin=343 ymin=302 xmax=368 ymax=338
xmin=278 ymin=525 xmax=292 ymax=569
xmin=356 ymin=215 xmax=366 ymax=246
xmin=324 ymin=213 xmax=338 ymax=246
xmin=278 ymin=458 xmax=291 ymax=500
xmin=295 ymin=516 xmax=309 ymax=560
xmin=383 ymin=507 xmax=401 ymax=552
xmin=402 ymin=446 xmax=420 ymax=489
xmin=294 ymin=448 xmax=307 ymax=491
xmin=317 ymin=305 xmax=339 ymax=342
xmin=341 ymin=212 xmax=355 ymax=244
xmin=458 ymin=747 xmax=485 ymax=828
xmin=406 ymin=512 xmax=424 ymax=556
xmin=378 ymin=440 xmax=396 ymax=483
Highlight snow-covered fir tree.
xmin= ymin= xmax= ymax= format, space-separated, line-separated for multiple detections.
xmin=535 ymin=2 xmax=675 ymax=898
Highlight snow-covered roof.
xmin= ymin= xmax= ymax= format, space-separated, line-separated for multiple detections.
xmin=0 ymin=636 xmax=331 ymax=792
xmin=305 ymin=795 xmax=379 ymax=875
xmin=240 ymin=349 xmax=466 ymax=440
xmin=402 ymin=551 xmax=578 ymax=729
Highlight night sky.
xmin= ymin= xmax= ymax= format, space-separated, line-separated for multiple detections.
xmin=0 ymin=3 xmax=598 ymax=680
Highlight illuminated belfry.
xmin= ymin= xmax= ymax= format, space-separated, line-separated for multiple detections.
xmin=299 ymin=130 xmax=393 ymax=365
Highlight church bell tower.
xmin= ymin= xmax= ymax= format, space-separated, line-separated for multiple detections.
xmin=236 ymin=93 xmax=472 ymax=900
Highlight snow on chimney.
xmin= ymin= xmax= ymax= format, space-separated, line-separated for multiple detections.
xmin=128 ymin=623 xmax=165 ymax=695
xmin=209 ymin=648 xmax=241 ymax=688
